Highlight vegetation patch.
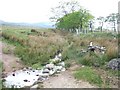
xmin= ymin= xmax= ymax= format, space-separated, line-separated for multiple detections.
xmin=74 ymin=66 xmax=103 ymax=87
xmin=1 ymin=25 xmax=118 ymax=88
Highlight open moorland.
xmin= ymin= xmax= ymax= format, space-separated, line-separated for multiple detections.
xmin=0 ymin=25 xmax=119 ymax=89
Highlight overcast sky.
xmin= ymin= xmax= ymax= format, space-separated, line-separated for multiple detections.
xmin=0 ymin=0 xmax=119 ymax=23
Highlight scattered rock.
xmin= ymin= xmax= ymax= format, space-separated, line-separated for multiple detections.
xmin=58 ymin=62 xmax=65 ymax=67
xmin=80 ymin=49 xmax=87 ymax=53
xmin=45 ymin=63 xmax=54 ymax=70
xmin=61 ymin=68 xmax=66 ymax=71
xmin=55 ymin=66 xmax=63 ymax=71
xmin=3 ymin=50 xmax=66 ymax=88
xmin=22 ymin=68 xmax=27 ymax=71
xmin=88 ymin=46 xmax=96 ymax=52
xmin=87 ymin=42 xmax=106 ymax=53
xmin=31 ymin=84 xmax=38 ymax=88
xmin=107 ymin=58 xmax=120 ymax=70
xmin=42 ymin=69 xmax=50 ymax=74
xmin=37 ymin=77 xmax=45 ymax=82
xmin=81 ymin=65 xmax=85 ymax=68
xmin=49 ymin=69 xmax=56 ymax=75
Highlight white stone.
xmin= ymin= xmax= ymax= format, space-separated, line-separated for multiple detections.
xmin=45 ymin=63 xmax=54 ymax=69
xmin=4 ymin=70 xmax=40 ymax=88
xmin=49 ymin=69 xmax=56 ymax=75
xmin=89 ymin=42 xmax=93 ymax=46
xmin=3 ymin=52 xmax=66 ymax=88
xmin=61 ymin=68 xmax=66 ymax=71
xmin=55 ymin=66 xmax=63 ymax=71
xmin=101 ymin=51 xmax=105 ymax=54
xmin=50 ymin=56 xmax=61 ymax=63
xmin=42 ymin=69 xmax=50 ymax=73
xmin=58 ymin=62 xmax=65 ymax=67
xmin=58 ymin=53 xmax=62 ymax=58
xmin=82 ymin=65 xmax=85 ymax=67
xmin=31 ymin=84 xmax=38 ymax=88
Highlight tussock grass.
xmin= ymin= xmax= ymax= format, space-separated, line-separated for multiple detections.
xmin=2 ymin=26 xmax=118 ymax=88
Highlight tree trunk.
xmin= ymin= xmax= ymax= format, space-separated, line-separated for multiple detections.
xmin=101 ymin=22 xmax=103 ymax=32
xmin=113 ymin=21 xmax=116 ymax=32
xmin=80 ymin=21 xmax=83 ymax=33
xmin=76 ymin=29 xmax=79 ymax=34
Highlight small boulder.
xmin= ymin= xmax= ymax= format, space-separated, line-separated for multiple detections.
xmin=61 ymin=68 xmax=66 ymax=71
xmin=107 ymin=58 xmax=120 ymax=70
xmin=42 ymin=69 xmax=50 ymax=74
xmin=49 ymin=69 xmax=56 ymax=75
xmin=45 ymin=63 xmax=54 ymax=70
xmin=58 ymin=62 xmax=65 ymax=67
xmin=37 ymin=76 xmax=45 ymax=82
xmin=55 ymin=66 xmax=63 ymax=71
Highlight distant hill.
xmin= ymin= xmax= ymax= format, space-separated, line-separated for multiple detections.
xmin=0 ymin=20 xmax=55 ymax=28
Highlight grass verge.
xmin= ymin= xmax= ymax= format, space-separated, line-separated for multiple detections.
xmin=74 ymin=66 xmax=103 ymax=87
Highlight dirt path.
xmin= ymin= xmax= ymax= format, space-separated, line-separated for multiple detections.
xmin=0 ymin=41 xmax=24 ymax=73
xmin=43 ymin=65 xmax=96 ymax=88
xmin=0 ymin=41 xmax=96 ymax=88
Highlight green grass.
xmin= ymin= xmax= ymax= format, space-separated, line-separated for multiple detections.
xmin=102 ymin=65 xmax=120 ymax=77
xmin=78 ymin=53 xmax=109 ymax=66
xmin=74 ymin=66 xmax=103 ymax=87
xmin=1 ymin=25 xmax=118 ymax=88
xmin=2 ymin=27 xmax=68 ymax=66
xmin=32 ymin=63 xmax=43 ymax=70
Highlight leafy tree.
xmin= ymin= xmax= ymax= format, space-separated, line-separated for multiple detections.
xmin=97 ymin=16 xmax=105 ymax=32
xmin=50 ymin=0 xmax=80 ymax=22
xmin=105 ymin=13 xmax=119 ymax=32
xmin=50 ymin=1 xmax=94 ymax=34
xmin=78 ymin=9 xmax=93 ymax=33
xmin=56 ymin=9 xmax=94 ymax=34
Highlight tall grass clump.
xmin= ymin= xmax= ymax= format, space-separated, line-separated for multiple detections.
xmin=14 ymin=31 xmax=68 ymax=66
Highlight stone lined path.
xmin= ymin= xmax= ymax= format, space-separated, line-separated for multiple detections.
xmin=43 ymin=69 xmax=96 ymax=88
xmin=0 ymin=41 xmax=96 ymax=88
